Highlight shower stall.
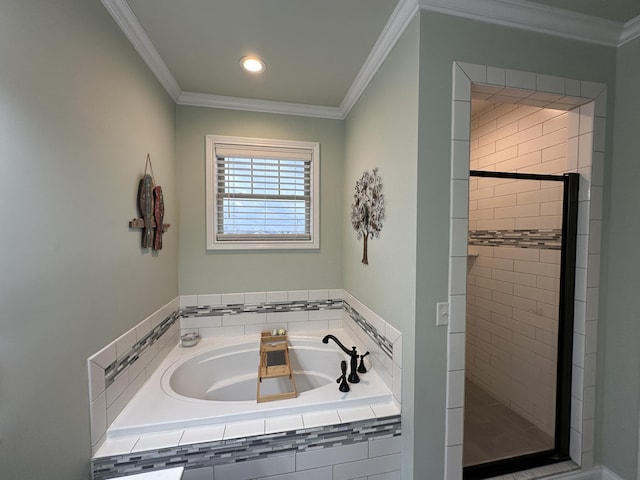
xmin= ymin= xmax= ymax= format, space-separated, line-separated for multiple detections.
xmin=463 ymin=170 xmax=578 ymax=478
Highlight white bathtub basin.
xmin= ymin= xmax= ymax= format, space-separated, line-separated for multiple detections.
xmin=167 ymin=344 xmax=344 ymax=402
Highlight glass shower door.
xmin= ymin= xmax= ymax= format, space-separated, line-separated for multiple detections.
xmin=463 ymin=171 xmax=578 ymax=479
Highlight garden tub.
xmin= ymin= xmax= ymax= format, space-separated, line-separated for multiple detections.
xmin=107 ymin=330 xmax=394 ymax=437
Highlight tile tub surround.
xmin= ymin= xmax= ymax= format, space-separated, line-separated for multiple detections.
xmin=92 ymin=414 xmax=401 ymax=480
xmin=179 ymin=289 xmax=403 ymax=404
xmin=88 ymin=298 xmax=181 ymax=452
xmin=341 ymin=291 xmax=403 ymax=406
xmin=179 ymin=294 xmax=345 ymax=339
xmin=89 ymin=289 xmax=403 ymax=477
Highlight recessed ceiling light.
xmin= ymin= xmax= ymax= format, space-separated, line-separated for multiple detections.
xmin=240 ymin=56 xmax=266 ymax=74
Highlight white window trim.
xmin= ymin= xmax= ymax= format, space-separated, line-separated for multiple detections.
xmin=205 ymin=135 xmax=320 ymax=250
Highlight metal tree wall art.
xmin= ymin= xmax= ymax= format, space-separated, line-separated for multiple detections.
xmin=351 ymin=168 xmax=385 ymax=265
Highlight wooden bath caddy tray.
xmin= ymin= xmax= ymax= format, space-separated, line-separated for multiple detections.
xmin=257 ymin=332 xmax=297 ymax=403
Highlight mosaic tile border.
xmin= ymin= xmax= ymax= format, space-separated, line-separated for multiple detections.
xmin=468 ymin=228 xmax=563 ymax=250
xmin=344 ymin=301 xmax=393 ymax=359
xmin=104 ymin=310 xmax=181 ymax=389
xmin=180 ymin=298 xmax=343 ymax=318
xmin=91 ymin=415 xmax=401 ymax=480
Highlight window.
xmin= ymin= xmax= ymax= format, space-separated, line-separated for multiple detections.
xmin=206 ymin=135 xmax=320 ymax=250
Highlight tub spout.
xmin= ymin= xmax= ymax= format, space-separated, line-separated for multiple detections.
xmin=322 ymin=335 xmax=360 ymax=383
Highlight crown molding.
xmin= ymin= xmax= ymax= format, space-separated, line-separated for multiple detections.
xmin=619 ymin=15 xmax=640 ymax=46
xmin=178 ymin=92 xmax=344 ymax=120
xmin=339 ymin=0 xmax=420 ymax=117
xmin=101 ymin=0 xmax=181 ymax=101
xmin=103 ymin=0 xmax=640 ymax=120
xmin=418 ymin=0 xmax=622 ymax=47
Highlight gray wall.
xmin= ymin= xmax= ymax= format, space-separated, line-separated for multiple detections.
xmin=414 ymin=11 xmax=617 ymax=479
xmin=343 ymin=17 xmax=419 ymax=479
xmin=0 ymin=1 xmax=178 ymax=478
xmin=176 ymin=106 xmax=344 ymax=294
xmin=599 ymin=34 xmax=640 ymax=480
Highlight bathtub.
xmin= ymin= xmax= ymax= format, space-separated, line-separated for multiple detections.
xmin=108 ymin=330 xmax=394 ymax=438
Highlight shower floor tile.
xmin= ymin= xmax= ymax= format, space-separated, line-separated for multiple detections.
xmin=464 ymin=380 xmax=554 ymax=467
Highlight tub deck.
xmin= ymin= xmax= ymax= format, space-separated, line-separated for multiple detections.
xmin=95 ymin=329 xmax=398 ymax=459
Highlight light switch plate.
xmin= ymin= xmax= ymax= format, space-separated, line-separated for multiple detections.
xmin=437 ymin=302 xmax=449 ymax=326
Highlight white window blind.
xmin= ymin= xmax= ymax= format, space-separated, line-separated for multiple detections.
xmin=206 ymin=136 xmax=319 ymax=250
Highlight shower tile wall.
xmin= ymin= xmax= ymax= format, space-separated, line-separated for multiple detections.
xmin=466 ymin=104 xmax=568 ymax=436
xmin=466 ymin=244 xmax=561 ymax=436
xmin=449 ymin=62 xmax=606 ymax=478
xmin=470 ymin=105 xmax=569 ymax=175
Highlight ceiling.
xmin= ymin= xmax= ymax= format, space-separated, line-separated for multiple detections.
xmin=526 ymin=0 xmax=640 ymax=23
xmin=103 ymin=0 xmax=640 ymax=119
xmin=126 ymin=0 xmax=398 ymax=108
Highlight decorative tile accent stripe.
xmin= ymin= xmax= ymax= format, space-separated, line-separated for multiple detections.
xmin=103 ymin=298 xmax=395 ymax=395
xmin=104 ymin=310 xmax=181 ymax=389
xmin=91 ymin=415 xmax=401 ymax=480
xmin=104 ymin=299 xmax=343 ymax=388
xmin=344 ymin=301 xmax=393 ymax=359
xmin=468 ymin=228 xmax=562 ymax=250
xmin=180 ymin=298 xmax=343 ymax=318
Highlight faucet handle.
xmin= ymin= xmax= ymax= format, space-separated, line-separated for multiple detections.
xmin=357 ymin=351 xmax=370 ymax=373
xmin=337 ymin=360 xmax=350 ymax=392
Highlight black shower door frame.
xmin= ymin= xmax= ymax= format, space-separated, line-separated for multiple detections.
xmin=464 ymin=170 xmax=580 ymax=480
